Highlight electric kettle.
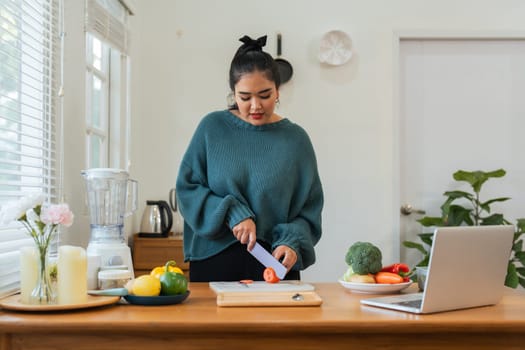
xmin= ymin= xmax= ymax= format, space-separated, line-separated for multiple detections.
xmin=169 ymin=188 xmax=184 ymax=235
xmin=139 ymin=200 xmax=173 ymax=237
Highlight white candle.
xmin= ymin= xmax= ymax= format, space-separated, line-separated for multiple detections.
xmin=19 ymin=246 xmax=39 ymax=304
xmin=57 ymin=245 xmax=88 ymax=305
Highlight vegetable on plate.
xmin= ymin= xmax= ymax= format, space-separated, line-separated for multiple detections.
xmin=342 ymin=242 xmax=412 ymax=284
xmin=380 ymin=262 xmax=411 ymax=282
xmin=375 ymin=271 xmax=404 ymax=284
xmin=380 ymin=263 xmax=410 ymax=275
xmin=150 ymin=260 xmax=184 ymax=279
xmin=343 ymin=266 xmax=375 ymax=283
xmin=158 ymin=261 xmax=188 ymax=295
xmin=345 ymin=241 xmax=382 ymax=275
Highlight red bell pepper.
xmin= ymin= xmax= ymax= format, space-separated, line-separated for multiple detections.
xmin=381 ymin=263 xmax=411 ymax=282
xmin=380 ymin=263 xmax=410 ymax=275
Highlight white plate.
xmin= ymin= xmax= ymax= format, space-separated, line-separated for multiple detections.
xmin=338 ymin=279 xmax=412 ymax=294
xmin=319 ymin=30 xmax=353 ymax=66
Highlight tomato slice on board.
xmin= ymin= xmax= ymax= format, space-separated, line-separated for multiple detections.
xmin=263 ymin=267 xmax=280 ymax=283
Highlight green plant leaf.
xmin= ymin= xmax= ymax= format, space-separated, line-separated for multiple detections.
xmin=453 ymin=169 xmax=506 ymax=193
xmin=505 ymin=263 xmax=519 ymax=288
xmin=519 ymin=277 xmax=525 ymax=289
xmin=446 ymin=205 xmax=473 ymax=226
xmin=517 ymin=267 xmax=525 ymax=276
xmin=440 ymin=195 xmax=471 ymax=217
xmin=417 ymin=216 xmax=444 ymax=227
xmin=442 ymin=190 xmax=474 ymax=201
xmin=416 ymin=255 xmax=430 ymax=267
xmin=440 ymin=197 xmax=455 ymax=216
xmin=480 ymin=198 xmax=511 ymax=214
xmin=417 ymin=233 xmax=434 ymax=246
xmin=480 ymin=214 xmax=505 ymax=225
xmin=402 ymin=241 xmax=428 ymax=255
xmin=479 ymin=202 xmax=491 ymax=213
xmin=513 ymin=240 xmax=523 ymax=255
xmin=481 ymin=197 xmax=511 ymax=207
xmin=516 ymin=218 xmax=525 ymax=232
xmin=514 ymin=251 xmax=525 ymax=265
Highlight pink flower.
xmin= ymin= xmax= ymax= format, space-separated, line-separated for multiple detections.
xmin=41 ymin=203 xmax=74 ymax=227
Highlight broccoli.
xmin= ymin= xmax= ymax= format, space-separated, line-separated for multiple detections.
xmin=345 ymin=241 xmax=382 ymax=275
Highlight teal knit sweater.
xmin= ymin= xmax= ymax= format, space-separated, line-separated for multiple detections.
xmin=176 ymin=110 xmax=323 ymax=271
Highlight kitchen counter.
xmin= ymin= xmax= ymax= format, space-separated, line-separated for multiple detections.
xmin=1 ymin=283 xmax=524 ymax=350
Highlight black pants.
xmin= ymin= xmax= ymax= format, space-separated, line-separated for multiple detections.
xmin=190 ymin=241 xmax=300 ymax=282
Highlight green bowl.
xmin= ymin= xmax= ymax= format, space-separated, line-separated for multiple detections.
xmin=124 ymin=290 xmax=190 ymax=306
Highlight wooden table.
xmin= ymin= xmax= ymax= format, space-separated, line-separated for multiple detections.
xmin=1 ymin=283 xmax=524 ymax=350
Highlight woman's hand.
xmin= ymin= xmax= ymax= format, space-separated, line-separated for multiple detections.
xmin=232 ymin=218 xmax=257 ymax=250
xmin=272 ymin=245 xmax=297 ymax=271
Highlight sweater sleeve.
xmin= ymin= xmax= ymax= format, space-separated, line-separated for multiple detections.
xmin=271 ymin=175 xmax=323 ymax=270
xmin=176 ymin=119 xmax=255 ymax=239
xmin=270 ymin=131 xmax=324 ymax=270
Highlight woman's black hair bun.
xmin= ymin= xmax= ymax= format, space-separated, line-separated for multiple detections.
xmin=236 ymin=35 xmax=267 ymax=56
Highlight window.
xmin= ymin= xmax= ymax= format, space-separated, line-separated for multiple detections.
xmin=86 ymin=33 xmax=109 ymax=168
xmin=0 ymin=0 xmax=61 ymax=297
xmin=85 ymin=0 xmax=131 ymax=169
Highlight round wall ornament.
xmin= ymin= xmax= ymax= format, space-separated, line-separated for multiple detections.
xmin=318 ymin=30 xmax=353 ymax=66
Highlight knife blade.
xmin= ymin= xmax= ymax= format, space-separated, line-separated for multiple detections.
xmin=249 ymin=242 xmax=287 ymax=279
xmin=88 ymin=288 xmax=129 ymax=296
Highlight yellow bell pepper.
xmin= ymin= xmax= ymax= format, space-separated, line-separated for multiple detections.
xmin=150 ymin=260 xmax=184 ymax=279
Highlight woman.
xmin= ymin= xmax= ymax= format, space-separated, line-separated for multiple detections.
xmin=176 ymin=35 xmax=323 ymax=282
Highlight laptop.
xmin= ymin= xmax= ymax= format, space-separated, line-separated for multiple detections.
xmin=361 ymin=225 xmax=514 ymax=314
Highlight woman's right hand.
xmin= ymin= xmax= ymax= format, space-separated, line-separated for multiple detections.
xmin=232 ymin=218 xmax=257 ymax=250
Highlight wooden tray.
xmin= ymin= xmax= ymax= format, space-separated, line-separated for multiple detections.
xmin=0 ymin=294 xmax=121 ymax=312
xmin=216 ymin=291 xmax=323 ymax=307
xmin=209 ymin=281 xmax=322 ymax=307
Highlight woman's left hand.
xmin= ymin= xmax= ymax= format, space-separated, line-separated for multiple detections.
xmin=272 ymin=245 xmax=297 ymax=271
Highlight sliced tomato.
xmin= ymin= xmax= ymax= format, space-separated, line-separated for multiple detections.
xmin=263 ymin=267 xmax=280 ymax=283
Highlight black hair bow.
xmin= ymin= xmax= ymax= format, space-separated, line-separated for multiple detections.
xmin=236 ymin=35 xmax=267 ymax=56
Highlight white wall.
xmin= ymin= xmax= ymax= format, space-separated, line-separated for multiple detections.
xmin=62 ymin=0 xmax=89 ymax=248
xmin=62 ymin=0 xmax=525 ymax=282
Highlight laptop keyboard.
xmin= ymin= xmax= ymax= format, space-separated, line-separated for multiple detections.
xmin=393 ymin=299 xmax=422 ymax=308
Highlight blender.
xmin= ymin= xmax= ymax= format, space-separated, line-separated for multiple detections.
xmin=81 ymin=168 xmax=137 ymax=281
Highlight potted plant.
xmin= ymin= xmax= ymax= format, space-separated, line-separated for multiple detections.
xmin=403 ymin=169 xmax=525 ymax=288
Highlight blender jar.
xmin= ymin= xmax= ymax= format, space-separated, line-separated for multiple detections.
xmin=81 ymin=168 xmax=137 ymax=280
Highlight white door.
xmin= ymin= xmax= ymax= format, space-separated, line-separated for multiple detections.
xmin=399 ymin=38 xmax=525 ymax=266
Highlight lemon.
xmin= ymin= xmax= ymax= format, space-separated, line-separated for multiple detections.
xmin=131 ymin=275 xmax=161 ymax=296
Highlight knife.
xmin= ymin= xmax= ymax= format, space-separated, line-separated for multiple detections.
xmin=249 ymin=242 xmax=287 ymax=279
xmin=88 ymin=288 xmax=129 ymax=296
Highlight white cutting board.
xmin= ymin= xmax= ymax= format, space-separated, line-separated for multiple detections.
xmin=209 ymin=281 xmax=321 ymax=307
xmin=209 ymin=281 xmax=315 ymax=293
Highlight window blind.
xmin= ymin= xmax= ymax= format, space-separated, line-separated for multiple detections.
xmin=85 ymin=0 xmax=131 ymax=54
xmin=0 ymin=0 xmax=61 ymax=298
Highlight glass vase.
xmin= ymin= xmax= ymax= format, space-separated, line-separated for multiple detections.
xmin=29 ymin=242 xmax=57 ymax=305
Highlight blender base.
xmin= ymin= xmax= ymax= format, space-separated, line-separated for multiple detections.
xmin=87 ymin=242 xmax=135 ymax=279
